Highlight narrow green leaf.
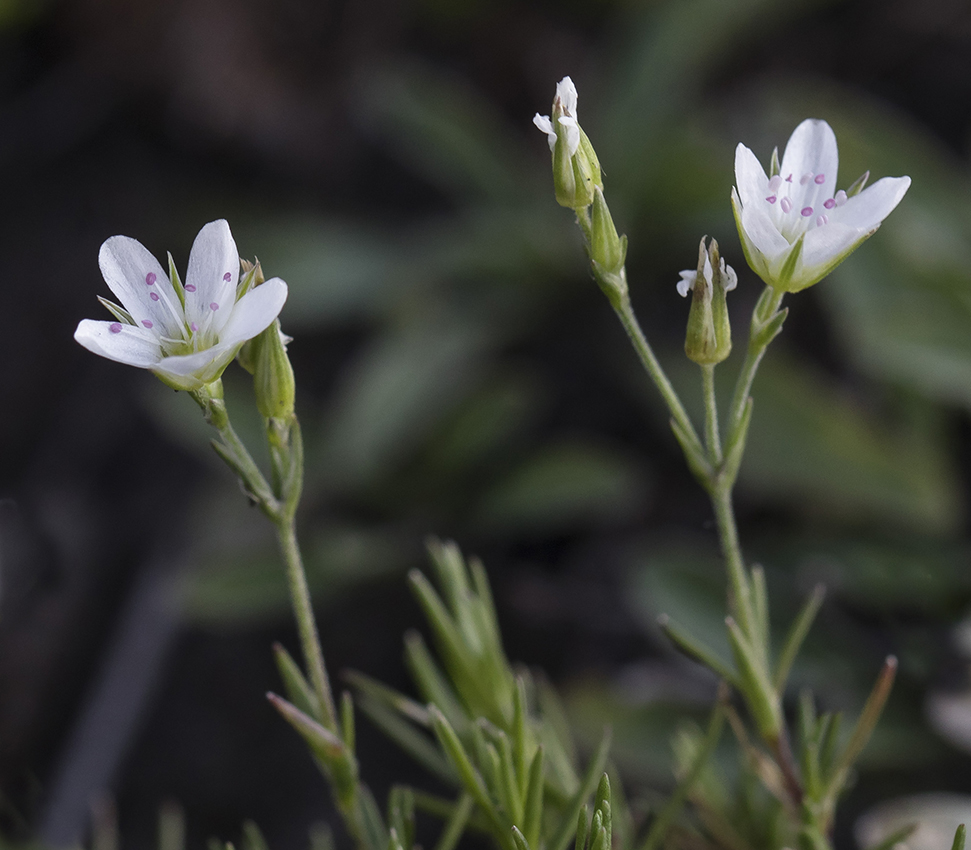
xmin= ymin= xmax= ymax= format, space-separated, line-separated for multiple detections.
xmin=523 ymin=748 xmax=544 ymax=850
xmin=589 ymin=826 xmax=608 ymax=850
xmin=638 ymin=699 xmax=725 ymax=850
xmin=511 ymin=826 xmax=531 ymax=850
xmin=863 ymin=823 xmax=916 ymax=850
xmin=750 ymin=566 xmax=770 ymax=664
xmin=341 ymin=691 xmax=356 ymax=752
xmin=658 ymin=615 xmax=738 ymax=686
xmin=357 ymin=785 xmax=391 ymax=850
xmin=430 ymin=707 xmax=505 ymax=836
xmin=434 ymin=793 xmax=474 ymax=850
xmin=388 ymin=786 xmax=416 ymax=850
xmin=594 ymin=774 xmax=611 ymax=843
xmin=512 ymin=677 xmax=528 ymax=798
xmin=574 ymin=807 xmax=590 ymax=850
xmin=404 ymin=632 xmax=467 ymax=729
xmin=819 ymin=712 xmax=842 ymax=778
xmin=273 ymin=643 xmax=322 ymax=723
xmin=356 ymin=695 xmax=455 ymax=782
xmin=267 ymin=692 xmax=345 ymax=763
xmin=952 ymin=824 xmax=967 ymax=850
xmin=241 ymin=822 xmax=268 ymax=850
xmin=824 ymin=656 xmax=897 ymax=803
xmin=497 ymin=730 xmax=524 ymax=825
xmin=345 ymin=669 xmax=431 ymax=726
xmin=158 ymin=802 xmax=185 ymax=850
xmin=669 ymin=417 xmax=714 ymax=490
xmin=725 ymin=617 xmax=782 ymax=741
xmin=774 ymin=584 xmax=826 ymax=694
xmin=550 ymin=730 xmax=612 ymax=850
xmin=721 ymin=396 xmax=753 ymax=490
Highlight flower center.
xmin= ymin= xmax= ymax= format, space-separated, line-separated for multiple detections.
xmin=764 ymin=172 xmax=848 ymax=242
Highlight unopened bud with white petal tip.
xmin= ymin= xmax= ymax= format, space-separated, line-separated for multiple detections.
xmin=253 ymin=318 xmax=296 ymax=422
xmin=533 ymin=76 xmax=602 ymax=209
xmin=680 ymin=237 xmax=736 ymax=365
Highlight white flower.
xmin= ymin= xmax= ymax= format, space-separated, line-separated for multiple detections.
xmin=532 ymin=76 xmax=581 ymax=156
xmin=75 ymin=219 xmax=288 ymax=391
xmin=732 ymin=118 xmax=911 ymax=292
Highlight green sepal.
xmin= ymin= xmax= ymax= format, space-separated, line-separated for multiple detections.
xmin=168 ymin=252 xmax=185 ymax=309
xmin=775 ymin=233 xmax=805 ymax=291
xmin=769 ymin=146 xmax=781 ymax=178
xmin=847 ymin=170 xmax=870 ymax=197
xmin=97 ymin=296 xmax=134 ymax=325
xmin=511 ymin=827 xmax=531 ymax=850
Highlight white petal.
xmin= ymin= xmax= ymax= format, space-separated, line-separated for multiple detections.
xmin=740 ymin=203 xmax=790 ymax=260
xmin=780 ymin=119 xmax=838 ymax=198
xmin=533 ymin=113 xmax=557 ymax=150
xmin=74 ymin=319 xmax=161 ymax=368
xmin=218 ymin=278 xmax=288 ymax=347
xmin=829 ymin=176 xmax=911 ymax=231
xmin=677 ymin=270 xmax=696 ymax=297
xmin=799 ymin=222 xmax=866 ymax=272
xmin=184 ymin=219 xmax=239 ymax=334
xmin=556 ymin=76 xmax=578 ymax=116
xmin=99 ymin=236 xmax=183 ymax=338
xmin=734 ymin=143 xmax=770 ymax=211
xmin=558 ymin=116 xmax=581 ymax=157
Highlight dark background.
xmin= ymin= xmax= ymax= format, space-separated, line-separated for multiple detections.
xmin=3 ymin=0 xmax=971 ymax=848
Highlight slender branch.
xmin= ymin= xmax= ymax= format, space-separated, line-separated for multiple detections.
xmin=727 ymin=287 xmax=784 ymax=438
xmin=710 ymin=485 xmax=755 ymax=649
xmin=612 ymin=293 xmax=705 ymax=459
xmin=701 ymin=364 xmax=723 ymax=466
xmin=277 ymin=516 xmax=339 ymax=732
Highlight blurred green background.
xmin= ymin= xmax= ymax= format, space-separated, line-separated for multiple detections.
xmin=2 ymin=0 xmax=971 ymax=848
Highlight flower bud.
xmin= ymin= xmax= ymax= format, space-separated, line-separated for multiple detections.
xmin=252 ymin=319 xmax=296 ymax=421
xmin=679 ymin=237 xmax=735 ymax=365
xmin=533 ymin=76 xmax=602 ymax=210
xmin=590 ymin=187 xmax=626 ymax=274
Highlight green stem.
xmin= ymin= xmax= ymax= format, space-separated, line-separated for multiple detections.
xmin=710 ymin=484 xmax=755 ymax=648
xmin=701 ymin=364 xmax=722 ymax=466
xmin=220 ymin=420 xmax=279 ymax=510
xmin=727 ymin=287 xmax=784 ymax=440
xmin=613 ymin=293 xmax=705 ymax=460
xmin=276 ymin=514 xmax=339 ymax=732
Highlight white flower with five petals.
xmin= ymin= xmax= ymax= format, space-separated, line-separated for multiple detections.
xmin=732 ymin=119 xmax=910 ymax=292
xmin=74 ymin=219 xmax=288 ymax=391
